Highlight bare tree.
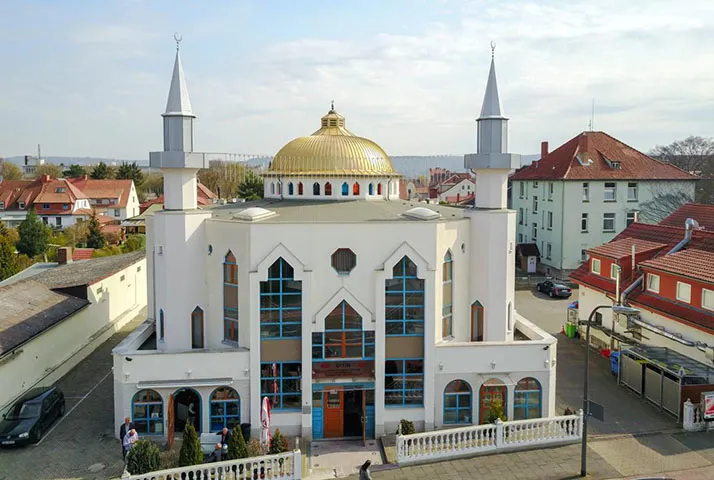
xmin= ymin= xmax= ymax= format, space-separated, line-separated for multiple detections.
xmin=650 ymin=136 xmax=714 ymax=204
xmin=638 ymin=183 xmax=695 ymax=224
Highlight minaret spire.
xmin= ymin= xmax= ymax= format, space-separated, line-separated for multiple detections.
xmin=164 ymin=34 xmax=194 ymax=117
xmin=480 ymin=41 xmax=504 ymax=119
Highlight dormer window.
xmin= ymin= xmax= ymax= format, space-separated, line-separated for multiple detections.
xmin=591 ymin=258 xmax=601 ymax=275
xmin=703 ymin=289 xmax=714 ymax=311
xmin=0 ymin=201 xmax=4 ymax=210
xmin=42 ymin=203 xmax=50 ymax=209
xmin=676 ymin=281 xmax=691 ymax=303
xmin=55 ymin=187 xmax=66 ymax=193
xmin=611 ymin=161 xmax=621 ymax=169
xmin=646 ymin=273 xmax=660 ymax=293
xmin=63 ymin=203 xmax=69 ymax=209
xmin=18 ymin=201 xmax=25 ymax=209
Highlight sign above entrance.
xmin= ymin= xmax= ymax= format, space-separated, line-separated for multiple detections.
xmin=313 ymin=360 xmax=375 ymax=379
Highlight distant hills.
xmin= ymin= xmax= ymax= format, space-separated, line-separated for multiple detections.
xmin=3 ymin=153 xmax=539 ymax=179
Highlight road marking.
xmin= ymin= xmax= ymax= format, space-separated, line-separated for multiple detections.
xmin=35 ymin=369 xmax=113 ymax=447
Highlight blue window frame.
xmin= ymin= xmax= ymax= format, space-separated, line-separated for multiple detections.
xmin=132 ymin=389 xmax=163 ymax=435
xmin=385 ymin=358 xmax=424 ymax=407
xmin=260 ymin=258 xmax=302 ymax=338
xmin=260 ymin=362 xmax=301 ymax=411
xmin=442 ymin=251 xmax=453 ymax=338
xmin=514 ymin=377 xmax=542 ymax=420
xmin=369 ymin=183 xmax=374 ymax=195
xmin=385 ymin=256 xmax=424 ymax=335
xmin=341 ymin=182 xmax=349 ymax=196
xmin=210 ymin=387 xmax=240 ymax=431
xmin=158 ymin=309 xmax=164 ymax=341
xmin=223 ymin=251 xmax=239 ymax=344
xmin=443 ymin=380 xmax=472 ymax=424
xmin=311 ymin=301 xmax=375 ymax=359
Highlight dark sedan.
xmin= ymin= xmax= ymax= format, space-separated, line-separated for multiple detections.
xmin=536 ymin=279 xmax=572 ymax=298
xmin=0 ymin=387 xmax=65 ymax=446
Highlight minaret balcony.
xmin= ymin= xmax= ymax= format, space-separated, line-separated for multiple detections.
xmin=464 ymin=152 xmax=520 ymax=171
xmin=149 ymin=151 xmax=210 ymax=170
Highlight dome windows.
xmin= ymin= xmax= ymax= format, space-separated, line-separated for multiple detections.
xmin=331 ymin=248 xmax=357 ymax=275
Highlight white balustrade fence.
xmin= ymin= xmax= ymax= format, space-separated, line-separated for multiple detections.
xmin=122 ymin=450 xmax=301 ymax=480
xmin=396 ymin=413 xmax=583 ymax=466
xmin=683 ymin=399 xmax=707 ymax=432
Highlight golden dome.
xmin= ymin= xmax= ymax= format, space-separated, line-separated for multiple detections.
xmin=268 ymin=105 xmax=397 ymax=176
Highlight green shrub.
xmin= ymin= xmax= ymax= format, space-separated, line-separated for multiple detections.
xmin=247 ymin=438 xmax=265 ymax=457
xmin=159 ymin=448 xmax=179 ymax=470
xmin=126 ymin=440 xmax=161 ymax=475
xmin=178 ymin=423 xmax=204 ymax=467
xmin=486 ymin=399 xmax=507 ymax=423
xmin=397 ymin=419 xmax=416 ymax=435
xmin=122 ymin=234 xmax=146 ymax=253
xmin=228 ymin=424 xmax=248 ymax=460
xmin=268 ymin=429 xmax=289 ymax=455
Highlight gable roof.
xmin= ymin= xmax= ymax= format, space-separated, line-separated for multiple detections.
xmin=660 ymin=203 xmax=714 ymax=230
xmin=587 ymin=238 xmax=668 ymax=260
xmin=67 ymin=177 xmax=134 ymax=208
xmin=511 ymin=131 xmax=699 ymax=181
xmin=34 ymin=178 xmax=87 ymax=204
xmin=639 ymin=249 xmax=714 ymax=284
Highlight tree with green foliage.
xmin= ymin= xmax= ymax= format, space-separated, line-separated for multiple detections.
xmin=34 ymin=163 xmax=63 ymax=179
xmin=16 ymin=209 xmax=49 ymax=258
xmin=227 ymin=425 xmax=248 ymax=460
xmin=122 ymin=234 xmax=145 ymax=253
xmin=268 ymin=428 xmax=289 ymax=455
xmin=237 ymin=170 xmax=264 ymax=200
xmin=178 ymin=423 xmax=204 ymax=467
xmin=90 ymin=161 xmax=114 ymax=179
xmin=86 ymin=211 xmax=105 ymax=249
xmin=116 ymin=161 xmax=144 ymax=184
xmin=0 ymin=161 xmax=23 ymax=181
xmin=126 ymin=439 xmax=161 ymax=475
xmin=0 ymin=221 xmax=20 ymax=281
xmin=486 ymin=399 xmax=507 ymax=424
xmin=63 ymin=164 xmax=87 ymax=178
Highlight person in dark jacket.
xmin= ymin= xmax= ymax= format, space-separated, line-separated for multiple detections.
xmin=218 ymin=427 xmax=232 ymax=448
xmin=359 ymin=460 xmax=372 ymax=480
xmin=119 ymin=417 xmax=134 ymax=459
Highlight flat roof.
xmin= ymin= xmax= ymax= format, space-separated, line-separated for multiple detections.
xmin=207 ymin=199 xmax=469 ymax=224
xmin=624 ymin=345 xmax=714 ymax=385
xmin=0 ymin=262 xmax=58 ymax=287
xmin=31 ymin=250 xmax=145 ymax=289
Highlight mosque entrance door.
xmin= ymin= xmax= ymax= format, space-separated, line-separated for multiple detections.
xmin=323 ymin=388 xmax=343 ymax=438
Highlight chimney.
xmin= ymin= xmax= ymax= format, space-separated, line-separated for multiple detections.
xmin=58 ymin=247 xmax=72 ymax=265
xmin=541 ymin=141 xmax=549 ymax=158
xmin=578 ymin=133 xmax=589 ymax=152
xmin=40 ymin=174 xmax=51 ymax=183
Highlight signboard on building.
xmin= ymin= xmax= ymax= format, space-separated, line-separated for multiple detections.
xmin=313 ymin=360 xmax=375 ymax=379
xmin=702 ymin=392 xmax=714 ymax=420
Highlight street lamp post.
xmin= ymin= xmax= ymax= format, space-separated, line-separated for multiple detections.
xmin=580 ymin=304 xmax=640 ymax=477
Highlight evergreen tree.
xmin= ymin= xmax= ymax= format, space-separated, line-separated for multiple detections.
xmin=86 ymin=211 xmax=105 ymax=249
xmin=237 ymin=170 xmax=264 ymax=200
xmin=90 ymin=161 xmax=113 ymax=179
xmin=268 ymin=428 xmax=289 ymax=455
xmin=16 ymin=209 xmax=49 ymax=258
xmin=116 ymin=161 xmax=144 ymax=184
xmin=0 ymin=221 xmax=20 ymax=281
xmin=126 ymin=440 xmax=161 ymax=475
xmin=63 ymin=164 xmax=87 ymax=178
xmin=178 ymin=423 xmax=204 ymax=467
xmin=227 ymin=424 xmax=248 ymax=460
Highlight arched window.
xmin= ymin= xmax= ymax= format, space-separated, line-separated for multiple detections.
xmin=223 ymin=252 xmax=238 ymax=344
xmin=471 ymin=300 xmax=484 ymax=342
xmin=321 ymin=301 xmax=368 ymax=358
xmin=277 ymin=182 xmax=282 ymax=195
xmin=298 ymin=182 xmax=304 ymax=195
xmin=210 ymin=387 xmax=240 ymax=431
xmin=325 ymin=182 xmax=332 ymax=196
xmin=271 ymin=183 xmax=275 ymax=195
xmin=191 ymin=307 xmax=204 ymax=349
xmin=377 ymin=184 xmax=383 ymax=195
xmin=442 ymin=251 xmax=453 ymax=338
xmin=353 ymin=182 xmax=360 ymax=195
xmin=514 ymin=377 xmax=542 ymax=420
xmin=259 ymin=258 xmax=302 ymax=338
xmin=479 ymin=379 xmax=506 ymax=424
xmin=158 ymin=309 xmax=165 ymax=341
xmin=288 ymin=182 xmax=294 ymax=196
xmin=313 ymin=182 xmax=320 ymax=196
xmin=385 ymin=256 xmax=424 ymax=335
xmin=341 ymin=182 xmax=349 ymax=196
xmin=444 ymin=380 xmax=472 ymax=424
xmin=369 ymin=183 xmax=374 ymax=195
xmin=132 ymin=389 xmax=163 ymax=435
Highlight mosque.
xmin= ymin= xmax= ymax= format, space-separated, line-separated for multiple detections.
xmin=113 ymin=44 xmax=558 ymax=442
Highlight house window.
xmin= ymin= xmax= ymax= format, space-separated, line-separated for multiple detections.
xmin=547 ymin=212 xmax=553 ymax=230
xmin=647 ymin=273 xmax=660 ymax=293
xmin=114 ymin=209 xmax=120 ymax=216
xmin=132 ymin=389 xmax=163 ymax=435
xmin=385 ymin=358 xmax=424 ymax=407
xmin=158 ymin=309 xmax=165 ymax=341
xmin=591 ymin=258 xmax=601 ymax=274
xmin=703 ymin=289 xmax=714 ymax=311
xmin=603 ymin=213 xmax=615 ymax=232
xmin=369 ymin=183 xmax=374 ymax=195
xmin=42 ymin=203 xmax=50 ymax=209
xmin=518 ymin=233 xmax=523 ymax=243
xmin=270 ymin=183 xmax=275 ymax=195
xmin=443 ymin=380 xmax=472 ymax=425
xmin=626 ymin=211 xmax=637 ymax=226
xmin=604 ymin=182 xmax=616 ymax=201
xmin=209 ymin=387 xmax=240 ymax=432
xmin=331 ymin=248 xmax=357 ymax=275
xmin=582 ymin=183 xmax=589 ymax=202
xmin=532 ymin=196 xmax=538 ymax=213
xmin=514 ymin=378 xmax=542 ymax=420
xmin=312 ymin=326 xmax=375 ymax=360
xmin=442 ymin=251 xmax=453 ymax=339
xmin=610 ymin=264 xmax=620 ymax=280
xmin=546 ymin=243 xmax=552 ymax=260
xmin=532 ymin=223 xmax=538 ymax=240
xmin=260 ymin=362 xmax=301 ymax=410
xmin=519 ymin=182 xmax=524 ymax=198
xmin=518 ymin=208 xmax=523 ymax=225
xmin=581 ymin=249 xmax=588 ymax=262
xmin=533 ymin=181 xmax=539 ymax=189
xmin=627 ymin=182 xmax=638 ymax=201
xmin=55 ymin=217 xmax=62 ymax=227
xmin=470 ymin=300 xmax=484 ymax=341
xmin=223 ymin=251 xmax=239 ymax=344
xmin=581 ymin=213 xmax=589 ymax=233
xmin=191 ymin=307 xmax=204 ymax=348
xmin=547 ymin=182 xmax=554 ymax=201
xmin=55 ymin=187 xmax=66 ymax=193
xmin=385 ymin=256 xmax=424 ymax=335
xmin=260 ymin=258 xmax=302 ymax=339
xmin=676 ymin=281 xmax=691 ymax=303
xmin=62 ymin=203 xmax=69 ymax=209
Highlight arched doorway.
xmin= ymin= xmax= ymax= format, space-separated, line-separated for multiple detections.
xmin=173 ymin=388 xmax=201 ymax=434
xmin=479 ymin=379 xmax=506 ymax=424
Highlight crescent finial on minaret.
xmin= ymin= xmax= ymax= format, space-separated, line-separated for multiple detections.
xmin=490 ymin=41 xmax=496 ymax=58
xmin=174 ymin=33 xmax=183 ymax=51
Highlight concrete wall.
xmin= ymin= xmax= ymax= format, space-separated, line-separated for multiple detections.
xmin=0 ymin=257 xmax=147 ymax=414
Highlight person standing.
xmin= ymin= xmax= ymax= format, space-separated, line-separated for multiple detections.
xmin=119 ymin=417 xmax=134 ymax=459
xmin=123 ymin=429 xmax=139 ymax=460
xmin=359 ymin=460 xmax=372 ymax=480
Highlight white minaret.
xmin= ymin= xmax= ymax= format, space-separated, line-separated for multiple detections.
xmin=147 ymin=39 xmax=211 ymax=352
xmin=464 ymin=44 xmax=520 ymax=342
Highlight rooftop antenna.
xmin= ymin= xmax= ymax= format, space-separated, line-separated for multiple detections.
xmin=173 ymin=33 xmax=182 ymax=51
xmin=589 ymin=99 xmax=595 ymax=131
xmin=37 ymin=143 xmax=41 ymax=160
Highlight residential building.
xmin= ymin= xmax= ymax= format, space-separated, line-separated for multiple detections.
xmin=0 ymin=251 xmax=146 ymax=414
xmin=112 ymin=47 xmax=557 ymax=442
xmin=67 ymin=177 xmax=141 ymax=220
xmin=511 ymin=134 xmax=698 ymax=276
xmin=660 ymin=203 xmax=714 ymax=230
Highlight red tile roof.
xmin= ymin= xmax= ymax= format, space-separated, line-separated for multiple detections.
xmin=511 ymin=131 xmax=699 ymax=181
xmin=67 ymin=177 xmax=134 ymax=208
xmin=587 ymin=238 xmax=668 ymax=260
xmin=660 ymin=203 xmax=714 ymax=230
xmin=139 ymin=183 xmax=216 ymax=214
xmin=72 ymin=248 xmax=94 ymax=261
xmin=639 ymin=249 xmax=714 ymax=284
xmin=628 ymin=289 xmax=714 ymax=332
xmin=612 ymin=222 xmax=714 ymax=251
xmin=34 ymin=178 xmax=87 ymax=204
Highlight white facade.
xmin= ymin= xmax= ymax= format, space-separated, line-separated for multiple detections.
xmin=438 ymin=178 xmax=474 ymax=203
xmin=113 ymin=47 xmax=557 ymax=442
xmin=513 ymin=180 xmax=696 ymax=273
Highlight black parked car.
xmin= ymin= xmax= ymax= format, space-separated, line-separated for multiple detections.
xmin=536 ymin=279 xmax=572 ymax=298
xmin=0 ymin=387 xmax=65 ymax=446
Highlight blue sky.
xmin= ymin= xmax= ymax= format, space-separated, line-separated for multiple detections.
xmin=1 ymin=0 xmax=713 ymax=159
